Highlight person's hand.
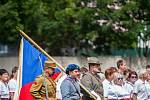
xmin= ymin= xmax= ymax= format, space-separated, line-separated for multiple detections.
xmin=96 ymin=96 xmax=101 ymax=100
xmin=80 ymin=96 xmax=82 ymax=100
xmin=96 ymin=89 xmax=103 ymax=94
xmin=80 ymin=93 xmax=83 ymax=100
xmin=91 ymin=91 xmax=101 ymax=100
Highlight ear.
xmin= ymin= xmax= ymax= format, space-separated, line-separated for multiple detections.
xmin=68 ymin=71 xmax=72 ymax=75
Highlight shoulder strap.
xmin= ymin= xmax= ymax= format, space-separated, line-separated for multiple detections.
xmin=42 ymin=75 xmax=48 ymax=100
xmin=66 ymin=78 xmax=80 ymax=97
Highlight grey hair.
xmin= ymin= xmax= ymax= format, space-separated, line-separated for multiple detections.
xmin=138 ymin=69 xmax=147 ymax=77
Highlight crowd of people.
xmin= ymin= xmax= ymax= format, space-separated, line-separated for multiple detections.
xmin=0 ymin=59 xmax=150 ymax=100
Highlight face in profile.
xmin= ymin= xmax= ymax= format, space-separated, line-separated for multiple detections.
xmin=147 ymin=71 xmax=150 ymax=81
xmin=45 ymin=67 xmax=55 ymax=75
xmin=69 ymin=69 xmax=80 ymax=78
xmin=92 ymin=64 xmax=101 ymax=73
xmin=13 ymin=70 xmax=18 ymax=79
xmin=120 ymin=62 xmax=126 ymax=72
xmin=143 ymin=72 xmax=148 ymax=80
xmin=110 ymin=72 xmax=116 ymax=81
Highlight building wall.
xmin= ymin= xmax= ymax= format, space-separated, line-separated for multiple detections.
xmin=0 ymin=57 xmax=18 ymax=73
xmin=0 ymin=56 xmax=150 ymax=73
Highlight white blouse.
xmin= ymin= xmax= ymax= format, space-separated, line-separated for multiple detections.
xmin=0 ymin=81 xmax=10 ymax=99
xmin=107 ymin=85 xmax=130 ymax=100
xmin=8 ymin=79 xmax=17 ymax=93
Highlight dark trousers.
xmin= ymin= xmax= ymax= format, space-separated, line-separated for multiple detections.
xmin=82 ymin=95 xmax=95 ymax=100
xmin=1 ymin=99 xmax=9 ymax=100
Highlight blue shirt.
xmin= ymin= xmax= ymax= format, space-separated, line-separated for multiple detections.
xmin=60 ymin=76 xmax=80 ymax=100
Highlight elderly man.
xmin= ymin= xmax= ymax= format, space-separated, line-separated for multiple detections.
xmin=30 ymin=60 xmax=56 ymax=100
xmin=81 ymin=58 xmax=103 ymax=100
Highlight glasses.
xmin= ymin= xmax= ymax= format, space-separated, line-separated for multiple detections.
xmin=131 ymin=76 xmax=137 ymax=79
xmin=117 ymin=78 xmax=123 ymax=80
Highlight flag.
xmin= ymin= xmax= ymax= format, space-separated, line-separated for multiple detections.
xmin=15 ymin=37 xmax=62 ymax=100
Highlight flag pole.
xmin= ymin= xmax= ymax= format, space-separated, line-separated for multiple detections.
xmin=18 ymin=29 xmax=97 ymax=100
xmin=15 ymin=37 xmax=23 ymax=100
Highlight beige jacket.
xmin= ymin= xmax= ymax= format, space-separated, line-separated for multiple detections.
xmin=30 ymin=75 xmax=56 ymax=100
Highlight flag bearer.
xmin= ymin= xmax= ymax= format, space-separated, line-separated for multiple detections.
xmin=30 ymin=60 xmax=56 ymax=100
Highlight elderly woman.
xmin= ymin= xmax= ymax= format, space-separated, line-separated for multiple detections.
xmin=107 ymin=72 xmax=131 ymax=100
xmin=124 ymin=71 xmax=138 ymax=98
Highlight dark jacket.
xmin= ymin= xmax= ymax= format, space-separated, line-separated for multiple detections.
xmin=81 ymin=72 xmax=103 ymax=100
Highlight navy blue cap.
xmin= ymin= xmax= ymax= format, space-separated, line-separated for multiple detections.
xmin=66 ymin=64 xmax=80 ymax=74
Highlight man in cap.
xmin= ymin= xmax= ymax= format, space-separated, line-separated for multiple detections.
xmin=30 ymin=60 xmax=56 ymax=100
xmin=60 ymin=64 xmax=81 ymax=100
xmin=81 ymin=58 xmax=103 ymax=100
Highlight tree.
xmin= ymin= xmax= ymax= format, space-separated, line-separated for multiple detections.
xmin=0 ymin=0 xmax=21 ymax=44
xmin=0 ymin=0 xmax=149 ymax=56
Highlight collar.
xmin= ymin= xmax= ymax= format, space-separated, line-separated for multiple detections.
xmin=118 ymin=69 xmax=124 ymax=75
xmin=126 ymin=81 xmax=134 ymax=86
xmin=90 ymin=72 xmax=98 ymax=76
xmin=104 ymin=79 xmax=112 ymax=84
xmin=138 ymin=79 xmax=145 ymax=84
xmin=66 ymin=76 xmax=77 ymax=81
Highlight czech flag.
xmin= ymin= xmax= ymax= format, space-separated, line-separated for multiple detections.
xmin=14 ymin=38 xmax=62 ymax=100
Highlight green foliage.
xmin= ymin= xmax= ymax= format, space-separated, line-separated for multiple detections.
xmin=0 ymin=0 xmax=150 ymax=55
xmin=0 ymin=1 xmax=20 ymax=44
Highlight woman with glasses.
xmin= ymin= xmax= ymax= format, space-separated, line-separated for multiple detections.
xmin=107 ymin=72 xmax=131 ymax=100
xmin=124 ymin=71 xmax=138 ymax=99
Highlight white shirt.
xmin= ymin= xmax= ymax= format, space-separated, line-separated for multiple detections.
xmin=133 ymin=79 xmax=148 ymax=100
xmin=8 ymin=79 xmax=17 ymax=93
xmin=102 ymin=79 xmax=113 ymax=97
xmin=107 ymin=85 xmax=130 ymax=100
xmin=124 ymin=81 xmax=134 ymax=95
xmin=56 ymin=74 xmax=67 ymax=99
xmin=145 ymin=81 xmax=150 ymax=100
xmin=0 ymin=81 xmax=10 ymax=99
